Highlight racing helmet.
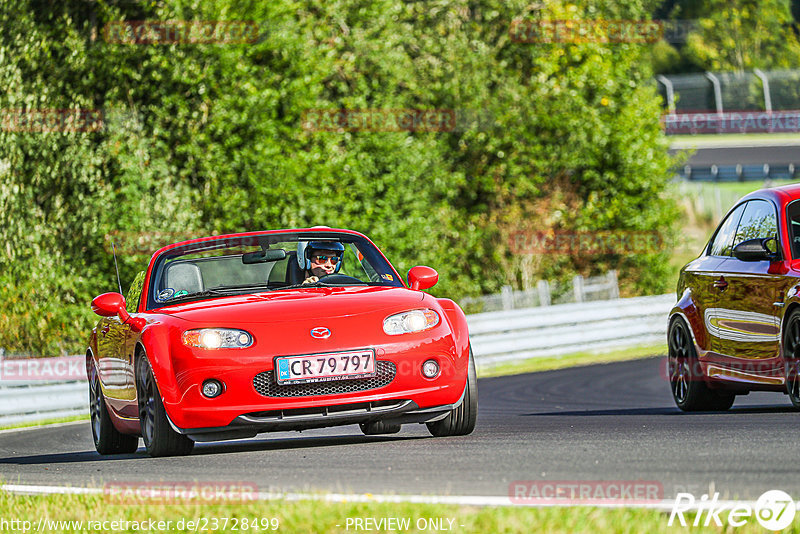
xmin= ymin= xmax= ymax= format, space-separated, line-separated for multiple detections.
xmin=297 ymin=240 xmax=345 ymax=273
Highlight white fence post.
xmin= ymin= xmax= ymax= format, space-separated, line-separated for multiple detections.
xmin=537 ymin=280 xmax=551 ymax=307
xmin=609 ymin=270 xmax=619 ymax=299
xmin=501 ymin=285 xmax=513 ymax=310
xmin=573 ymin=275 xmax=584 ymax=303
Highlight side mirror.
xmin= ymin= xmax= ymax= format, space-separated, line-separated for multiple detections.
xmin=91 ymin=292 xmax=145 ymax=332
xmin=408 ymin=266 xmax=438 ymax=291
xmin=91 ymin=292 xmax=127 ymax=317
xmin=733 ymin=237 xmax=780 ymax=262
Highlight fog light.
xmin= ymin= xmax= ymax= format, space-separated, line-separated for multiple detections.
xmin=422 ymin=359 xmax=440 ymax=379
xmin=201 ymin=379 xmax=224 ymax=398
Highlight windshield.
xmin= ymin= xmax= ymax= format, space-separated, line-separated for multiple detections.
xmin=145 ymin=231 xmax=404 ymax=309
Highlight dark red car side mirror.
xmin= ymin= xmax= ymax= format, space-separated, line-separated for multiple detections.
xmin=91 ymin=292 xmax=145 ymax=332
xmin=408 ymin=266 xmax=438 ymax=291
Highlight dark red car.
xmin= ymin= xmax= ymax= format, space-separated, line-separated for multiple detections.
xmin=669 ymin=184 xmax=800 ymax=411
xmin=87 ymin=228 xmax=476 ymax=456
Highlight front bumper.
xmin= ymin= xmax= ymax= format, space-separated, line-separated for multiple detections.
xmin=160 ymin=337 xmax=469 ymax=430
xmin=169 ymin=386 xmax=465 ymax=442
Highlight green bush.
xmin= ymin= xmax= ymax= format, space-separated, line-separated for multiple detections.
xmin=0 ymin=0 xmax=678 ymax=355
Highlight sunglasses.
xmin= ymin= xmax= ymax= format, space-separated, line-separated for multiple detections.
xmin=311 ymin=255 xmax=341 ymax=265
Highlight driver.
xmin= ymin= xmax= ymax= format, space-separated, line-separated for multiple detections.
xmin=299 ymin=241 xmax=345 ymax=285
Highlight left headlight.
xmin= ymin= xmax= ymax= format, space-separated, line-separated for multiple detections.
xmin=182 ymin=328 xmax=254 ymax=349
xmin=383 ymin=309 xmax=440 ymax=335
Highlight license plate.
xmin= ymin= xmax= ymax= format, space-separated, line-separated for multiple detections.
xmin=275 ymin=349 xmax=376 ymax=384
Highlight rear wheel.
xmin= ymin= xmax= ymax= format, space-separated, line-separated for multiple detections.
xmin=136 ymin=355 xmax=194 ymax=457
xmin=668 ymin=317 xmax=734 ymax=412
xmin=89 ymin=367 xmax=138 ymax=455
xmin=782 ymin=309 xmax=800 ymax=409
xmin=427 ymin=348 xmax=478 ymax=437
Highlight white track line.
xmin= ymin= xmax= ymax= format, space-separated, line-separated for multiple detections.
xmin=1 ymin=484 xmax=792 ymax=511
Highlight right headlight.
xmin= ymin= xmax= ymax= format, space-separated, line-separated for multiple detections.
xmin=383 ymin=309 xmax=440 ymax=335
xmin=182 ymin=328 xmax=253 ymax=349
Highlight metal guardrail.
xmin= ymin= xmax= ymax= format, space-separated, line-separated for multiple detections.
xmin=0 ymin=293 xmax=675 ymax=426
xmin=468 ymin=294 xmax=674 ymax=368
xmin=459 ymin=271 xmax=619 ymax=314
xmin=0 ymin=381 xmax=87 ymax=427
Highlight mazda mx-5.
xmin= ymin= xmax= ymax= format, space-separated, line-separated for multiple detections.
xmin=87 ymin=228 xmax=476 ymax=456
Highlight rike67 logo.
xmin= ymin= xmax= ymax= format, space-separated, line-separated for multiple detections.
xmin=669 ymin=490 xmax=796 ymax=530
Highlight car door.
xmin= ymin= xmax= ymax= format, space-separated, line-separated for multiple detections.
xmin=98 ymin=270 xmax=146 ymax=418
xmin=712 ymin=199 xmax=784 ymax=382
xmin=698 ymin=201 xmax=747 ymax=360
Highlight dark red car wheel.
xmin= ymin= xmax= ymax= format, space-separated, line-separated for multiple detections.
xmin=782 ymin=310 xmax=800 ymax=409
xmin=668 ymin=318 xmax=734 ymax=412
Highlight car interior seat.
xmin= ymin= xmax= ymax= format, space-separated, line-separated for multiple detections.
xmin=164 ymin=262 xmax=204 ymax=294
xmin=284 ymin=251 xmax=305 ymax=285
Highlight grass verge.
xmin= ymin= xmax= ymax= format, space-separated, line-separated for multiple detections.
xmin=477 ymin=344 xmax=665 ymax=379
xmin=0 ymin=491 xmax=794 ymax=533
xmin=0 ymin=414 xmax=88 ymax=432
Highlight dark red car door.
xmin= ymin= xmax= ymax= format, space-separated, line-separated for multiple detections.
xmin=711 ymin=199 xmax=784 ymax=383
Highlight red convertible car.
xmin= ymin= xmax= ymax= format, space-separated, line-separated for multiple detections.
xmin=669 ymin=184 xmax=800 ymax=411
xmin=87 ymin=228 xmax=476 ymax=456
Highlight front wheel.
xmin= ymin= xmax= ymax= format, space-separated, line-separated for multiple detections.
xmin=136 ymin=355 xmax=194 ymax=457
xmin=668 ymin=317 xmax=734 ymax=412
xmin=89 ymin=367 xmax=139 ymax=455
xmin=427 ymin=348 xmax=478 ymax=437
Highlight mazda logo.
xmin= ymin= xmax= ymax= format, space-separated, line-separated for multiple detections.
xmin=310 ymin=327 xmax=331 ymax=339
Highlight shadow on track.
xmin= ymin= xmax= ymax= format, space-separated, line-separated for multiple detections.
xmin=522 ymin=404 xmax=796 ymax=417
xmin=0 ymin=434 xmax=430 ymax=465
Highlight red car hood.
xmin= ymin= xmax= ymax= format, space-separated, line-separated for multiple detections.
xmin=155 ymin=286 xmax=425 ymax=324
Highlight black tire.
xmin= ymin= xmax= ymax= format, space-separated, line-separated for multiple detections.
xmin=782 ymin=309 xmax=800 ymax=409
xmin=89 ymin=367 xmax=139 ymax=455
xmin=136 ymin=355 xmax=194 ymax=457
xmin=359 ymin=421 xmax=401 ymax=435
xmin=668 ymin=317 xmax=735 ymax=412
xmin=427 ymin=348 xmax=478 ymax=437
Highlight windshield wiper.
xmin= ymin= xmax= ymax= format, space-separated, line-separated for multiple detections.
xmin=163 ymin=283 xmax=278 ymax=303
xmin=278 ymin=280 xmax=373 ymax=291
xmin=205 ymin=283 xmax=272 ymax=292
xmin=162 ymin=288 xmax=233 ymax=303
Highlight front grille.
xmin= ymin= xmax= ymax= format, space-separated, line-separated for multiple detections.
xmin=253 ymin=360 xmax=396 ymax=398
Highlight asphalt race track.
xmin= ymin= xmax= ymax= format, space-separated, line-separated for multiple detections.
xmin=1 ymin=357 xmax=799 ymax=501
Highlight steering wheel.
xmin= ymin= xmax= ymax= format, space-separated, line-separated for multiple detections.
xmin=318 ymin=274 xmax=367 ymax=285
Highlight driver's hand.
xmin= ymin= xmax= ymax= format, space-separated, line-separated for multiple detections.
xmin=302 ymin=276 xmax=319 ymax=285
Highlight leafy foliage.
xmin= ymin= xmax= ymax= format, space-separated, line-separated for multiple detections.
xmin=0 ymin=0 xmax=678 ymax=355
